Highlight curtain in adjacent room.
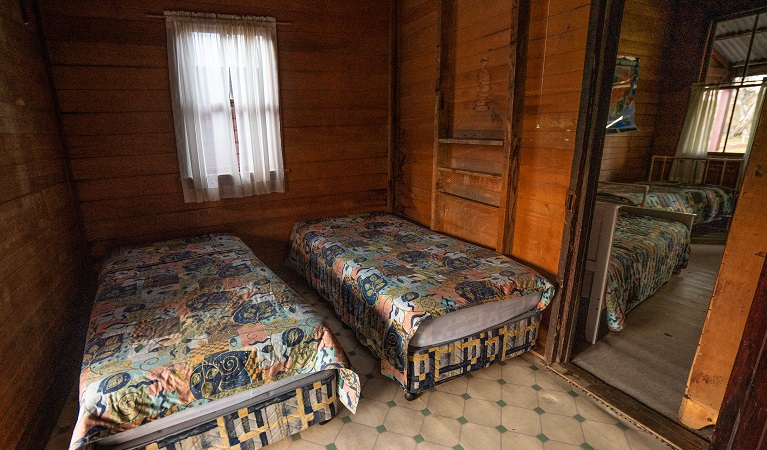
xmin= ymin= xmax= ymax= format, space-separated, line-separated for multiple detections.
xmin=673 ymin=85 xmax=720 ymax=183
xmin=166 ymin=12 xmax=284 ymax=203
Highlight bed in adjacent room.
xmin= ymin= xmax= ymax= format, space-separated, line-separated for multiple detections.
xmin=582 ymin=202 xmax=693 ymax=343
xmin=597 ymin=181 xmax=736 ymax=225
xmin=70 ymin=234 xmax=359 ymax=450
xmin=287 ymin=212 xmax=556 ymax=399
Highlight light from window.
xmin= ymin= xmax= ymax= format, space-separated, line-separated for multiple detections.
xmin=165 ymin=12 xmax=285 ymax=203
xmin=708 ymin=76 xmax=765 ymax=153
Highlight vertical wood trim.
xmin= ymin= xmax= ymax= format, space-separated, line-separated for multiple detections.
xmin=431 ymin=0 xmax=453 ymax=230
xmin=710 ymin=259 xmax=767 ymax=449
xmin=388 ymin=0 xmax=398 ymax=212
xmin=497 ymin=0 xmax=530 ymax=254
xmin=546 ymin=0 xmax=626 ymax=363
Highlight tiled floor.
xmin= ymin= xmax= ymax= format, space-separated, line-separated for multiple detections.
xmin=46 ymin=279 xmax=671 ymax=450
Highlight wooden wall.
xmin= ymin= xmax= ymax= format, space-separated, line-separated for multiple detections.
xmin=599 ymin=0 xmax=673 ymax=182
xmin=0 ymin=1 xmax=87 ymax=448
xmin=39 ymin=0 xmax=392 ymax=269
xmin=395 ymin=0 xmax=437 ymax=226
xmin=396 ymin=0 xmax=593 ymax=276
xmin=513 ymin=0 xmax=592 ymax=273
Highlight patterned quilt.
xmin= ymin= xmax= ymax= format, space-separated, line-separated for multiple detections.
xmin=71 ymin=235 xmax=359 ymax=450
xmin=597 ymin=182 xmax=735 ymax=224
xmin=287 ymin=212 xmax=555 ymax=386
xmin=604 ymin=212 xmax=691 ymax=330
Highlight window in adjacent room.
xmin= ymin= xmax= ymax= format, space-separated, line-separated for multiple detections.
xmin=702 ymin=12 xmax=767 ymax=154
xmin=165 ymin=12 xmax=284 ymax=203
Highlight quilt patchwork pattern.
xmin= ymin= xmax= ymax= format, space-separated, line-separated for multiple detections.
xmin=597 ymin=181 xmax=735 ymax=224
xmin=287 ymin=212 xmax=555 ymax=389
xmin=604 ymin=212 xmax=691 ymax=330
xmin=71 ymin=235 xmax=359 ymax=450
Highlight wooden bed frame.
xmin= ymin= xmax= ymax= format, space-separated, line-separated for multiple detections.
xmin=581 ymin=201 xmax=695 ymax=344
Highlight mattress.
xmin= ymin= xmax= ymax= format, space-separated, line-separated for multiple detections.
xmin=287 ymin=212 xmax=555 ymax=387
xmin=409 ymin=292 xmax=541 ymax=347
xmin=597 ymin=181 xmax=735 ymax=224
xmin=604 ymin=212 xmax=691 ymax=330
xmin=70 ymin=234 xmax=359 ymax=450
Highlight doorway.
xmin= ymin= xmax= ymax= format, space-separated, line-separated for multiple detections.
xmin=546 ymin=0 xmax=767 ymax=447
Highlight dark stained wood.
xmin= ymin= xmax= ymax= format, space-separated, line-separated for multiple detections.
xmin=0 ymin=1 xmax=87 ymax=448
xmin=498 ymin=0 xmax=530 ymax=254
xmin=39 ymin=0 xmax=392 ymax=267
xmin=710 ymin=259 xmax=767 ymax=450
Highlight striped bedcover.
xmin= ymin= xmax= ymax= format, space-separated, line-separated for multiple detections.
xmin=287 ymin=212 xmax=555 ymax=387
xmin=70 ymin=234 xmax=359 ymax=450
xmin=605 ymin=212 xmax=691 ymax=331
xmin=597 ymin=181 xmax=735 ymax=224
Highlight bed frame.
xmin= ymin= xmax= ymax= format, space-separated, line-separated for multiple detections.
xmin=72 ymin=235 xmax=357 ymax=450
xmin=581 ymin=201 xmax=694 ymax=344
xmin=648 ymin=155 xmax=744 ymax=189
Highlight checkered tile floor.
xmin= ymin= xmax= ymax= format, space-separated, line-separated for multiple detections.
xmin=46 ymin=278 xmax=670 ymax=450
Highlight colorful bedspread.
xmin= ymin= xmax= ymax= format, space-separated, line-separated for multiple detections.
xmin=71 ymin=235 xmax=359 ymax=450
xmin=287 ymin=212 xmax=555 ymax=386
xmin=597 ymin=182 xmax=735 ymax=224
xmin=604 ymin=212 xmax=691 ymax=331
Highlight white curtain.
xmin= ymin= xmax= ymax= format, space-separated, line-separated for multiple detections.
xmin=166 ymin=12 xmax=284 ymax=203
xmin=738 ymin=81 xmax=767 ymax=189
xmin=673 ymin=85 xmax=720 ymax=183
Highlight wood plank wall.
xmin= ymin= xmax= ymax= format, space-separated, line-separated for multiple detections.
xmin=395 ymin=0 xmax=437 ymax=226
xmin=38 ymin=0 xmax=392 ymax=269
xmin=513 ymin=0 xmax=592 ymax=273
xmin=0 ymin=1 xmax=87 ymax=448
xmin=449 ymin=0 xmax=511 ymax=137
xmin=649 ymin=5 xmax=709 ymax=158
xmin=396 ymin=0 xmax=593 ymax=276
xmin=600 ymin=0 xmax=673 ymax=182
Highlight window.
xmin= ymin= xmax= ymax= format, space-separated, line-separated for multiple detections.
xmin=165 ymin=12 xmax=284 ymax=203
xmin=708 ymin=76 xmax=765 ymax=153
xmin=704 ymin=12 xmax=767 ymax=154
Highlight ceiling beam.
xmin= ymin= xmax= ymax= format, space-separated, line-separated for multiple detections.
xmin=716 ymin=26 xmax=767 ymax=41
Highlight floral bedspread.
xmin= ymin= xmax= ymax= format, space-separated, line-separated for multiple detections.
xmin=71 ymin=234 xmax=359 ymax=450
xmin=604 ymin=212 xmax=691 ymax=330
xmin=287 ymin=212 xmax=555 ymax=386
xmin=597 ymin=182 xmax=735 ymax=224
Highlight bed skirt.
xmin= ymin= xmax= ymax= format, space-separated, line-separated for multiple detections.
xmin=96 ymin=374 xmax=339 ymax=450
xmin=407 ymin=311 xmax=540 ymax=394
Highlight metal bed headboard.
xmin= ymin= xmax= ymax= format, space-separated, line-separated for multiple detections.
xmin=648 ymin=155 xmax=744 ymax=189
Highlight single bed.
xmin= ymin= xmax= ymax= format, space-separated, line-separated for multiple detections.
xmin=581 ymin=203 xmax=693 ymax=343
xmin=70 ymin=234 xmax=359 ymax=450
xmin=287 ymin=212 xmax=555 ymax=398
xmin=597 ymin=181 xmax=735 ymax=225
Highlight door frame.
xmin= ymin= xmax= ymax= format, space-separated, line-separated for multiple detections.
xmin=544 ymin=0 xmax=625 ymax=363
